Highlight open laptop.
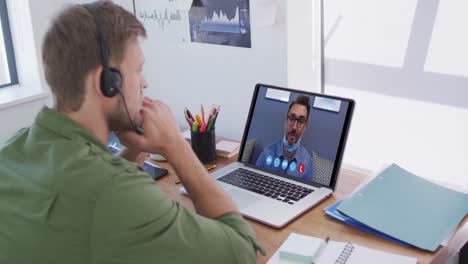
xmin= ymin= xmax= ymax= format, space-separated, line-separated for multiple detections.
xmin=182 ymin=83 xmax=354 ymax=228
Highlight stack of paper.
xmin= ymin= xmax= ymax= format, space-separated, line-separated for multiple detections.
xmin=216 ymin=140 xmax=240 ymax=158
xmin=336 ymin=164 xmax=468 ymax=251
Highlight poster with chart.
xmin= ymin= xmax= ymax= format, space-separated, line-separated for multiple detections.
xmin=133 ymin=0 xmax=192 ymax=44
xmin=189 ymin=0 xmax=251 ymax=48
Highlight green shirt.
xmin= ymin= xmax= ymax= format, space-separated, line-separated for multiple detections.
xmin=0 ymin=107 xmax=264 ymax=263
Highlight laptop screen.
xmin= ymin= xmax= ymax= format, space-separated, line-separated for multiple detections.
xmin=238 ymin=84 xmax=354 ymax=189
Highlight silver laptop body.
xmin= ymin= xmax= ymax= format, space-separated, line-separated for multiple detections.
xmin=182 ymin=84 xmax=354 ymax=228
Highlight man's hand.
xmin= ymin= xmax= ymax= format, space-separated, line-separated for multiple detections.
xmin=116 ymin=97 xmax=184 ymax=157
xmin=118 ymin=97 xmax=239 ymax=219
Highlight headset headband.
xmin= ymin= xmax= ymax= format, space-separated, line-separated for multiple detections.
xmin=83 ymin=4 xmax=111 ymax=91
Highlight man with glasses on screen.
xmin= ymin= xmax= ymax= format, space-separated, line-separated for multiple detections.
xmin=256 ymin=95 xmax=319 ymax=181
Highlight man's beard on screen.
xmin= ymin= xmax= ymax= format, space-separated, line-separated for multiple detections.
xmin=286 ymin=129 xmax=300 ymax=144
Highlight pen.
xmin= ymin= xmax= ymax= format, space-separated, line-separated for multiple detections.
xmin=205 ymin=115 xmax=212 ymax=131
xmin=192 ymin=121 xmax=198 ymax=132
xmin=195 ymin=114 xmax=202 ymax=126
xmin=200 ymin=122 xmax=207 ymax=133
xmin=201 ymin=104 xmax=205 ymax=123
xmin=210 ymin=105 xmax=216 ymax=116
xmin=206 ymin=115 xmax=215 ymax=132
xmin=185 ymin=107 xmax=194 ymax=120
xmin=210 ymin=110 xmax=219 ymax=130
xmin=312 ymin=237 xmax=329 ymax=264
xmin=184 ymin=112 xmax=191 ymax=127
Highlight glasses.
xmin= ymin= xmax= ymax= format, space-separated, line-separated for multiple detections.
xmin=287 ymin=115 xmax=307 ymax=128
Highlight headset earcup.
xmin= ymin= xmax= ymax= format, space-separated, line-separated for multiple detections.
xmin=100 ymin=68 xmax=121 ymax=97
xmin=109 ymin=68 xmax=122 ymax=94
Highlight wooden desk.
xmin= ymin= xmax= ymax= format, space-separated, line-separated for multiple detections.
xmin=150 ymin=157 xmax=467 ymax=264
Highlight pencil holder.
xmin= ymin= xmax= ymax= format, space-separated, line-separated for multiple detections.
xmin=191 ymin=128 xmax=216 ymax=164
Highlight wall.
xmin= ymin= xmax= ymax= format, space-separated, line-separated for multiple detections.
xmin=324 ymin=0 xmax=468 ymax=187
xmin=286 ymin=0 xmax=321 ymax=92
xmin=0 ymin=99 xmax=48 ymax=143
xmin=138 ymin=1 xmax=289 ymax=141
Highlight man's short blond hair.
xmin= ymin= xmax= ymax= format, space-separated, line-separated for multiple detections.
xmin=42 ymin=0 xmax=146 ymax=112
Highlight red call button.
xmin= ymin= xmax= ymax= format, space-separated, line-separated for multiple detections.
xmin=298 ymin=164 xmax=305 ymax=174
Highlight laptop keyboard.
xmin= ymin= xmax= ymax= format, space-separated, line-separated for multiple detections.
xmin=218 ymin=168 xmax=314 ymax=205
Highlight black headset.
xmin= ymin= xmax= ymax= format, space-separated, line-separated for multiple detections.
xmin=83 ymin=3 xmax=143 ymax=134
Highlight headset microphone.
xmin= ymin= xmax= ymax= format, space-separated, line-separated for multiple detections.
xmin=83 ymin=3 xmax=143 ymax=135
xmin=118 ymin=90 xmax=144 ymax=135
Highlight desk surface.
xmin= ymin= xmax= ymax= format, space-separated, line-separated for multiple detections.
xmin=150 ymin=157 xmax=467 ymax=264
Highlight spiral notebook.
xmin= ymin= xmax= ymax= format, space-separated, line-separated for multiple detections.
xmin=316 ymin=241 xmax=416 ymax=264
xmin=267 ymin=233 xmax=417 ymax=264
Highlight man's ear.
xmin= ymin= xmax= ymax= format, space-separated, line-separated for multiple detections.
xmin=87 ymin=65 xmax=104 ymax=97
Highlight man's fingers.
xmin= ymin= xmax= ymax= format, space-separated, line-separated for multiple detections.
xmin=143 ymin=99 xmax=157 ymax=110
xmin=141 ymin=108 xmax=157 ymax=125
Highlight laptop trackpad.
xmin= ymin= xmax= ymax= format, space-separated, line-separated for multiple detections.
xmin=227 ymin=189 xmax=260 ymax=209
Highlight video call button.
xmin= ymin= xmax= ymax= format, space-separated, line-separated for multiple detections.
xmin=298 ymin=164 xmax=305 ymax=174
xmin=266 ymin=155 xmax=273 ymax=166
xmin=289 ymin=161 xmax=297 ymax=172
xmin=273 ymin=157 xmax=281 ymax=168
xmin=281 ymin=159 xmax=288 ymax=170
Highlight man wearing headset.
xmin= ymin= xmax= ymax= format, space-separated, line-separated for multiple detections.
xmin=0 ymin=1 xmax=263 ymax=263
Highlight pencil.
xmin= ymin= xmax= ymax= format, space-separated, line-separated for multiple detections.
xmin=201 ymin=104 xmax=205 ymax=123
xmin=206 ymin=164 xmax=216 ymax=171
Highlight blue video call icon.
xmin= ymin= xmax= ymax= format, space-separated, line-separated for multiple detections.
xmin=267 ymin=155 xmax=298 ymax=172
xmin=289 ymin=161 xmax=297 ymax=172
xmin=273 ymin=157 xmax=281 ymax=168
xmin=266 ymin=155 xmax=273 ymax=166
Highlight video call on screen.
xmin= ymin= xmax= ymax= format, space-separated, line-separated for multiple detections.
xmin=243 ymin=86 xmax=350 ymax=187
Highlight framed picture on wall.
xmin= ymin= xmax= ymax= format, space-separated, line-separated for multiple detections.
xmin=188 ymin=0 xmax=251 ymax=48
xmin=133 ymin=0 xmax=251 ymax=48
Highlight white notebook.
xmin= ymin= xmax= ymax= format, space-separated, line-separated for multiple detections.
xmin=316 ymin=241 xmax=416 ymax=264
xmin=267 ymin=233 xmax=417 ymax=264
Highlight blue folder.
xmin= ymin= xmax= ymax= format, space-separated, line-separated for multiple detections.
xmin=337 ymin=164 xmax=468 ymax=251
xmin=324 ymin=199 xmax=412 ymax=247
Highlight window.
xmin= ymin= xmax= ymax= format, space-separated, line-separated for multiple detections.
xmin=0 ymin=0 xmax=18 ymax=88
